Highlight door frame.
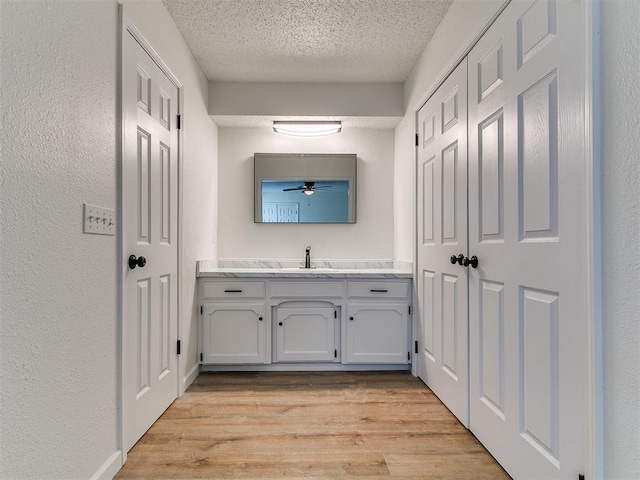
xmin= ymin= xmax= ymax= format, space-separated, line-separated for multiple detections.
xmin=118 ymin=6 xmax=184 ymax=464
xmin=411 ymin=0 xmax=602 ymax=477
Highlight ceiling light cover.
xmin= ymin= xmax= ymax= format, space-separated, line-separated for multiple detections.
xmin=273 ymin=121 xmax=342 ymax=137
xmin=302 ymin=189 xmax=315 ymax=196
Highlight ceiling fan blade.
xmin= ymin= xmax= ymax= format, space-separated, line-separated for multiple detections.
xmin=283 ymin=186 xmax=304 ymax=191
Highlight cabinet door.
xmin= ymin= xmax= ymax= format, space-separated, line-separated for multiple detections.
xmin=275 ymin=306 xmax=337 ymax=362
xmin=346 ymin=303 xmax=410 ymax=364
xmin=202 ymin=303 xmax=266 ymax=364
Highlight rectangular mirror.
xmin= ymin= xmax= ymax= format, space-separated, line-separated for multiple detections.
xmin=254 ymin=153 xmax=357 ymax=223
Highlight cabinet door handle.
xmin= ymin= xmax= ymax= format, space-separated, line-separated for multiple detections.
xmin=278 ymin=322 xmax=283 ymax=326
xmin=349 ymin=316 xmax=354 ymax=321
xmin=370 ymin=289 xmax=388 ymax=293
xmin=258 ymin=316 xmax=263 ymax=321
xmin=224 ymin=289 xmax=243 ymax=293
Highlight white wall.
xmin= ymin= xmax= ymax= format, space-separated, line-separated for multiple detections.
xmin=0 ymin=2 xmax=119 ymax=478
xmin=601 ymin=1 xmax=640 ymax=477
xmin=394 ymin=0 xmax=506 ymax=262
xmin=210 ymin=82 xmax=403 ymax=117
xmin=0 ymin=0 xmax=217 ymax=478
xmin=217 ymin=127 xmax=394 ymax=260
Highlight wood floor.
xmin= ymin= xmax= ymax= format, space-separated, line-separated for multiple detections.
xmin=116 ymin=371 xmax=509 ymax=479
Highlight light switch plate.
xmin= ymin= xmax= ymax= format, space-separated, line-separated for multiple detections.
xmin=83 ymin=203 xmax=115 ymax=235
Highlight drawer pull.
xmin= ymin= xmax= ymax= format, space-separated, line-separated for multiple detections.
xmin=370 ymin=289 xmax=389 ymax=293
xmin=224 ymin=289 xmax=243 ymax=293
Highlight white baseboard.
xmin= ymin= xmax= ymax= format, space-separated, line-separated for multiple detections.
xmin=90 ymin=450 xmax=122 ymax=480
xmin=200 ymin=364 xmax=411 ymax=372
xmin=181 ymin=363 xmax=199 ymax=394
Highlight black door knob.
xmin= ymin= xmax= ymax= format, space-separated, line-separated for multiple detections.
xmin=128 ymin=255 xmax=147 ymax=269
xmin=450 ymin=254 xmax=464 ymax=266
xmin=463 ymin=256 xmax=478 ymax=269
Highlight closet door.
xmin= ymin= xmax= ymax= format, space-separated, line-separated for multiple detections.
xmin=467 ymin=0 xmax=587 ymax=477
xmin=416 ymin=60 xmax=469 ymax=426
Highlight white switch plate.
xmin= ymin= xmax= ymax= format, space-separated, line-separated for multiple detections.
xmin=83 ymin=203 xmax=115 ymax=235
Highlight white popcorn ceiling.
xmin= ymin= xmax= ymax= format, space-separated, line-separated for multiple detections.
xmin=162 ymin=0 xmax=454 ymax=83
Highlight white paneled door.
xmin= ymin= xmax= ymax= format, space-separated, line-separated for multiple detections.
xmin=467 ymin=0 xmax=587 ymax=477
xmin=122 ymin=29 xmax=180 ymax=451
xmin=416 ymin=59 xmax=469 ymax=427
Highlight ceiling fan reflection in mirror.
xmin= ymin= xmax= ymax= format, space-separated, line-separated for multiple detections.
xmin=282 ymin=181 xmax=331 ymax=196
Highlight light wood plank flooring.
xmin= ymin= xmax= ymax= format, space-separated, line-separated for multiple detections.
xmin=116 ymin=371 xmax=509 ymax=479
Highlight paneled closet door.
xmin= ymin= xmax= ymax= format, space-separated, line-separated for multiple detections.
xmin=416 ymin=59 xmax=469 ymax=427
xmin=467 ymin=0 xmax=588 ymax=477
xmin=122 ymin=30 xmax=179 ymax=452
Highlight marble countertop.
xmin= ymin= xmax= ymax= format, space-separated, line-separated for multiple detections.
xmin=197 ymin=259 xmax=413 ymax=279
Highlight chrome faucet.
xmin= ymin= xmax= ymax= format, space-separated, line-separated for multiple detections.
xmin=305 ymin=246 xmax=311 ymax=268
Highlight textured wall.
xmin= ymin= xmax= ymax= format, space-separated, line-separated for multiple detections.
xmin=209 ymin=82 xmax=404 ymax=117
xmin=0 ymin=1 xmax=119 ymax=478
xmin=601 ymin=0 xmax=640 ymax=476
xmin=217 ymin=127 xmax=394 ymax=260
xmin=0 ymin=0 xmax=218 ymax=477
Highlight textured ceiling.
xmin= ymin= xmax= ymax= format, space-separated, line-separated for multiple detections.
xmin=162 ymin=0 xmax=453 ymax=83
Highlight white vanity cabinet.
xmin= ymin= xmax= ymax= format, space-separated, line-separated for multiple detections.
xmin=199 ymin=280 xmax=267 ymax=364
xmin=345 ymin=281 xmax=411 ymax=364
xmin=198 ymin=273 xmax=412 ymax=369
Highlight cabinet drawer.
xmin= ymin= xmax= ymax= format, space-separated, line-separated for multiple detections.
xmin=347 ymin=281 xmax=409 ymax=299
xmin=270 ymin=281 xmax=343 ymax=298
xmin=201 ymin=281 xmax=266 ymax=299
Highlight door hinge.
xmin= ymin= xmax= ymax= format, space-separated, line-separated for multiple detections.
xmin=334 ymin=310 xmax=337 ymax=319
xmin=334 ymin=349 xmax=338 ymax=358
xmin=200 ymin=353 xmax=203 ymax=362
xmin=176 ymin=114 xmax=182 ymax=129
xmin=408 ymin=305 xmax=412 ymax=315
xmin=200 ymin=305 xmax=203 ymax=315
xmin=408 ymin=351 xmax=411 ymax=361
xmin=415 ymin=340 xmax=418 ymax=354
xmin=177 ymin=340 xmax=181 ymax=355
xmin=415 ymin=133 xmax=419 ymax=146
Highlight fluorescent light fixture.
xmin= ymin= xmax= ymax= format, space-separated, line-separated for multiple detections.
xmin=273 ymin=121 xmax=342 ymax=137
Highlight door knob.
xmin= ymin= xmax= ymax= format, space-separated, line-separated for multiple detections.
xmin=450 ymin=254 xmax=464 ymax=266
xmin=463 ymin=256 xmax=478 ymax=269
xmin=128 ymin=254 xmax=146 ymax=269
